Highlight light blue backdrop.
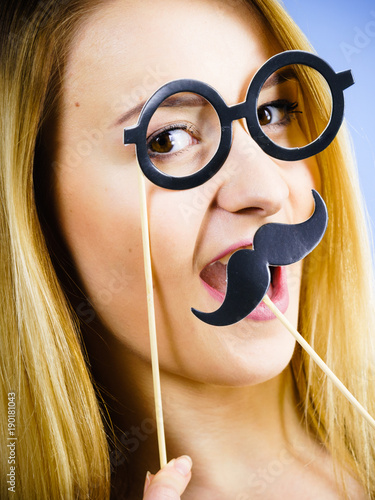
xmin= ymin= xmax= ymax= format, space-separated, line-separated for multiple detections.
xmin=282 ymin=0 xmax=375 ymax=254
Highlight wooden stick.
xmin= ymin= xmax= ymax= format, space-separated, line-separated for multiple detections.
xmin=262 ymin=294 xmax=375 ymax=430
xmin=138 ymin=169 xmax=167 ymax=468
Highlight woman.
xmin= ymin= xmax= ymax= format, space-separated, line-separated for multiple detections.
xmin=1 ymin=0 xmax=374 ymax=498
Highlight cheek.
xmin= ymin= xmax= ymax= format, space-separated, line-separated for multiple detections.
xmin=306 ymin=155 xmax=321 ymax=192
xmin=281 ymin=154 xmax=321 ymax=223
xmin=52 ymin=164 xmax=149 ymax=330
xmin=147 ymin=188 xmax=204 ymax=319
xmin=51 ymin=159 xmax=202 ymax=361
xmin=300 ymin=156 xmax=322 ymax=219
xmin=149 ymin=189 xmax=198 ymax=268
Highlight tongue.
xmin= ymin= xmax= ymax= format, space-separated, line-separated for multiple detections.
xmin=201 ymin=261 xmax=277 ymax=298
xmin=200 ymin=261 xmax=227 ymax=294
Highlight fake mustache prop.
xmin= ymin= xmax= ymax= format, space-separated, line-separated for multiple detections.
xmin=192 ymin=190 xmax=328 ymax=326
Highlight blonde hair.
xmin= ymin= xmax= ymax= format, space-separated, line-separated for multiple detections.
xmin=0 ymin=1 xmax=110 ymax=498
xmin=0 ymin=0 xmax=374 ymax=498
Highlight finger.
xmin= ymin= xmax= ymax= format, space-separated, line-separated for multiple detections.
xmin=143 ymin=471 xmax=155 ymax=495
xmin=143 ymin=456 xmax=193 ymax=499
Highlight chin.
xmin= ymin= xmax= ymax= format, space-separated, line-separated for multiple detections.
xmin=162 ymin=322 xmax=297 ymax=388
xmin=211 ymin=344 xmax=295 ymax=387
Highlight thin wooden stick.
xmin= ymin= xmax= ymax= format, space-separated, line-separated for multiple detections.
xmin=262 ymin=294 xmax=375 ymax=429
xmin=138 ymin=169 xmax=167 ymax=468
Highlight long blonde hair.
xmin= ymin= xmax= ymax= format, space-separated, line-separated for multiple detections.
xmin=0 ymin=0 xmax=374 ymax=498
xmin=0 ymin=1 xmax=111 ymax=498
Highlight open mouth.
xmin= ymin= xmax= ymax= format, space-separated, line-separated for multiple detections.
xmin=200 ymin=259 xmax=228 ymax=295
xmin=200 ymin=257 xmax=277 ymax=297
xmin=199 ymin=247 xmax=289 ymax=321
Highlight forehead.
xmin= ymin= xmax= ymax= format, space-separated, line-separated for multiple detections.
xmin=62 ymin=0 xmax=278 ymax=128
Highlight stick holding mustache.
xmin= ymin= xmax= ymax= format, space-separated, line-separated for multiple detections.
xmin=192 ymin=189 xmax=327 ymax=327
xmin=192 ymin=189 xmax=375 ymax=430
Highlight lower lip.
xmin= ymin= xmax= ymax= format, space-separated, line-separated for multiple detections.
xmin=200 ymin=266 xmax=289 ymax=322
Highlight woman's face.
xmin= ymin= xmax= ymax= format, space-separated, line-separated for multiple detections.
xmin=53 ymin=0 xmax=320 ymax=386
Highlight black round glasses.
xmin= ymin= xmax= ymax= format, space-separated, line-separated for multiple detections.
xmin=123 ymin=50 xmax=354 ymax=190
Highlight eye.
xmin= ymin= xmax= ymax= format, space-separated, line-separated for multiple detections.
xmin=147 ymin=125 xmax=198 ymax=157
xmin=257 ymin=100 xmax=301 ymax=126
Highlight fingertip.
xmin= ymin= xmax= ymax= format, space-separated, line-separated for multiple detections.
xmin=171 ymin=455 xmax=193 ymax=476
xmin=143 ymin=456 xmax=193 ymax=498
xmin=143 ymin=471 xmax=154 ymax=495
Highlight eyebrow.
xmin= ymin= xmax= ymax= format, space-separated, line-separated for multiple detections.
xmin=112 ymin=93 xmax=210 ymax=128
xmin=113 ymin=68 xmax=298 ymax=128
xmin=262 ymin=67 xmax=298 ymax=90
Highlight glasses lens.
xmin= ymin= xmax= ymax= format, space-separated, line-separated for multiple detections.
xmin=146 ymin=92 xmax=221 ymax=177
xmin=256 ymin=64 xmax=332 ymax=149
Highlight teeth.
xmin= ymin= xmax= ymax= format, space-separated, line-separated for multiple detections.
xmin=212 ymin=244 xmax=253 ymax=266
xmin=201 ymin=245 xmax=255 ymax=293
xmin=200 ymin=260 xmax=227 ymax=293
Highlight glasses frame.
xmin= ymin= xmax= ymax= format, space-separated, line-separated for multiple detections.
xmin=124 ymin=50 xmax=354 ymax=190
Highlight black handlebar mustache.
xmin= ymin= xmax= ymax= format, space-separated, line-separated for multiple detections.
xmin=192 ymin=190 xmax=328 ymax=326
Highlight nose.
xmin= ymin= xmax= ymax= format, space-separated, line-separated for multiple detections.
xmin=215 ymin=124 xmax=289 ymax=216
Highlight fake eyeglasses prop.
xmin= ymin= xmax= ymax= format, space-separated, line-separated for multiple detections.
xmin=124 ymin=50 xmax=354 ymax=190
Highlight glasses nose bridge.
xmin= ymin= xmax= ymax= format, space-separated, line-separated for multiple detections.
xmin=227 ymin=101 xmax=249 ymax=124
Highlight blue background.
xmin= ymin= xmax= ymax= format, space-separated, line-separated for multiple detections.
xmin=282 ymin=0 xmax=375 ymax=255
